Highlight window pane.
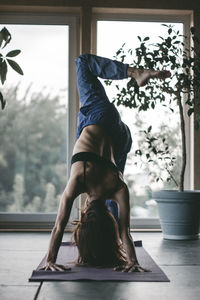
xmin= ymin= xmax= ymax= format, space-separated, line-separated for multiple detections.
xmin=97 ymin=21 xmax=182 ymax=217
xmin=0 ymin=25 xmax=68 ymax=212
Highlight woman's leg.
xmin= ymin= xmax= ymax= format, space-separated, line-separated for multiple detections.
xmin=75 ymin=54 xmax=171 ymax=104
xmin=75 ymin=55 xmax=130 ymax=224
xmin=75 ymin=54 xmax=129 ymax=107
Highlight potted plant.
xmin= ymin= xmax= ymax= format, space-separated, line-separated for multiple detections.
xmin=105 ymin=24 xmax=200 ymax=240
xmin=0 ymin=26 xmax=23 ymax=110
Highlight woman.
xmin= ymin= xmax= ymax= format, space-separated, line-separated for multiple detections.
xmin=39 ymin=54 xmax=170 ymax=272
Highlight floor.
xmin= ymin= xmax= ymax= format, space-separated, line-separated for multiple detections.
xmin=0 ymin=231 xmax=200 ymax=300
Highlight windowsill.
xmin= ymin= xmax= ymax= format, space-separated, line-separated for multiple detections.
xmin=0 ymin=213 xmax=161 ymax=230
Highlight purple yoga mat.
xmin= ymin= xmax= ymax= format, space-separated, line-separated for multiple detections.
xmin=29 ymin=241 xmax=170 ymax=282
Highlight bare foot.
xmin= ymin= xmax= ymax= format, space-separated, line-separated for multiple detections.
xmin=127 ymin=67 xmax=171 ymax=87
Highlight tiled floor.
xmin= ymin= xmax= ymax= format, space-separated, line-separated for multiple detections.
xmin=0 ymin=231 xmax=200 ymax=300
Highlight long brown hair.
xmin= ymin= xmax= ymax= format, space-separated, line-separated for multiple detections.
xmin=73 ymin=200 xmax=126 ymax=267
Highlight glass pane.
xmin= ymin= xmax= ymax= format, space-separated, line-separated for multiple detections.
xmin=0 ymin=25 xmax=68 ymax=212
xmin=97 ymin=21 xmax=182 ymax=217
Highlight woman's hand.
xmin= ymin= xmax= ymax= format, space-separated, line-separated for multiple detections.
xmin=38 ymin=261 xmax=71 ymax=272
xmin=114 ymin=262 xmax=151 ymax=273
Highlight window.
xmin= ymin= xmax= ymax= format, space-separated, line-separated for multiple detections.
xmin=0 ymin=9 xmax=193 ymax=230
xmin=0 ymin=14 xmax=78 ymax=228
xmin=92 ymin=10 xmax=192 ymax=227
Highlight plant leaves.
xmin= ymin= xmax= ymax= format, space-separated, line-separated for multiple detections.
xmin=0 ymin=27 xmax=11 ymax=48
xmin=135 ymin=149 xmax=142 ymax=156
xmin=0 ymin=32 xmax=3 ymax=48
xmin=6 ymin=49 xmax=21 ymax=57
xmin=7 ymin=59 xmax=23 ymax=75
xmin=0 ymin=91 xmax=6 ymax=109
xmin=152 ymin=147 xmax=157 ymax=154
xmin=116 ymin=49 xmax=121 ymax=56
xmin=0 ymin=60 xmax=8 ymax=84
xmin=187 ymin=108 xmax=194 ymax=116
xmin=168 ymin=28 xmax=172 ymax=34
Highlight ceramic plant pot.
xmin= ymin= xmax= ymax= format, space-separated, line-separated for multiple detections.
xmin=152 ymin=190 xmax=200 ymax=240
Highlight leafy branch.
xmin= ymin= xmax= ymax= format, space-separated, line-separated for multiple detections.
xmin=134 ymin=125 xmax=178 ymax=187
xmin=105 ymin=25 xmax=200 ymax=191
xmin=0 ymin=27 xmax=23 ymax=110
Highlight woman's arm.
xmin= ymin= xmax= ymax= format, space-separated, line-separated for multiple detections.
xmin=113 ymin=182 xmax=150 ymax=272
xmin=39 ymin=175 xmax=83 ymax=271
xmin=113 ymin=182 xmax=138 ymax=262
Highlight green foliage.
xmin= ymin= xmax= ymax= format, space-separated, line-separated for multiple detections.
xmin=0 ymin=27 xmax=11 ymax=48
xmin=0 ymin=91 xmax=5 ymax=109
xmin=7 ymin=59 xmax=23 ymax=75
xmin=0 ymin=27 xmax=23 ymax=109
xmin=107 ymin=24 xmax=200 ymax=118
xmin=106 ymin=24 xmax=200 ymax=191
xmin=0 ymin=86 xmax=67 ymax=212
xmin=134 ymin=124 xmax=180 ymax=187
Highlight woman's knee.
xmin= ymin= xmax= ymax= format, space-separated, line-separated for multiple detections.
xmin=75 ymin=54 xmax=90 ymax=66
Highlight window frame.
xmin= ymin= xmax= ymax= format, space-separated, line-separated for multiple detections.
xmin=0 ymin=8 xmax=195 ymax=231
xmin=0 ymin=12 xmax=79 ymax=229
xmin=91 ymin=9 xmax=193 ymax=229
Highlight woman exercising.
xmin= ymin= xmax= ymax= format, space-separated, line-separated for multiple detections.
xmin=39 ymin=54 xmax=170 ymax=272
